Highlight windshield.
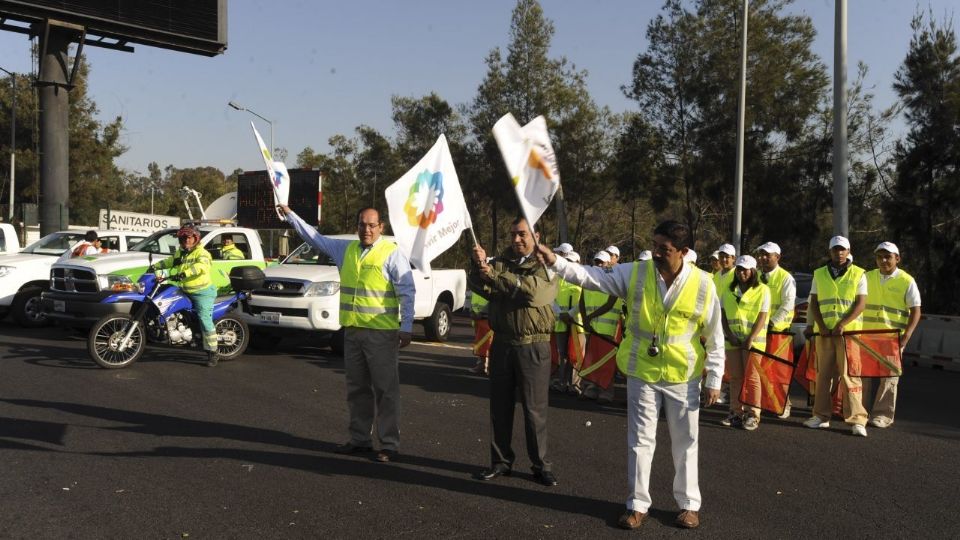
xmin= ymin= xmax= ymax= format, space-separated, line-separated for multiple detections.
xmin=281 ymin=242 xmax=336 ymax=266
xmin=132 ymin=229 xmax=181 ymax=255
xmin=21 ymin=232 xmax=86 ymax=256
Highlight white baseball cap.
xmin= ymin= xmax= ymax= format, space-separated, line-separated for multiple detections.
xmin=564 ymin=251 xmax=581 ymax=263
xmin=604 ymin=245 xmax=620 ymax=257
xmin=874 ymin=241 xmax=899 ymax=255
xmin=718 ymin=243 xmax=736 ymax=256
xmin=829 ymin=235 xmax=851 ymax=249
xmin=735 ymin=254 xmax=757 ymax=270
xmin=637 ymin=250 xmax=652 ymax=261
xmin=553 ymin=242 xmax=573 ymax=254
xmin=708 ymin=250 xmax=720 ymax=260
xmin=754 ymin=242 xmax=781 ymax=255
xmin=593 ymin=251 xmax=611 ymax=263
xmin=683 ymin=249 xmax=698 ymax=264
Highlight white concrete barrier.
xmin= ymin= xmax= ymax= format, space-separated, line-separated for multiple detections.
xmin=904 ymin=314 xmax=960 ymax=372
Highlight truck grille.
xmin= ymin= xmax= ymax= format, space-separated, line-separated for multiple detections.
xmin=51 ymin=267 xmax=99 ymax=293
xmin=256 ymin=279 xmax=307 ymax=297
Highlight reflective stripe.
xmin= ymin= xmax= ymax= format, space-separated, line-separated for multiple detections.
xmin=626 ymin=262 xmax=646 ymax=374
xmin=865 ymin=303 xmax=909 ymax=319
xmin=863 ymin=316 xmax=907 ymax=329
xmin=340 ymin=303 xmax=400 ymax=315
xmin=340 ymin=286 xmax=396 ymax=299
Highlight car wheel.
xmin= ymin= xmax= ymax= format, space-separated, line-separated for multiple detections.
xmin=424 ymin=301 xmax=452 ymax=342
xmin=12 ymin=287 xmax=50 ymax=328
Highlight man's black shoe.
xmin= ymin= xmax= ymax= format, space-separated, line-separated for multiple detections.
xmin=206 ymin=352 xmax=219 ymax=367
xmin=533 ymin=470 xmax=558 ymax=487
xmin=474 ymin=464 xmax=511 ymax=481
xmin=334 ymin=442 xmax=373 ymax=455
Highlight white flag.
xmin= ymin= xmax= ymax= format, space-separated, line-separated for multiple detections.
xmin=492 ymin=113 xmax=560 ymax=228
xmin=385 ymin=134 xmax=472 ymax=275
xmin=250 ymin=122 xmax=290 ymax=220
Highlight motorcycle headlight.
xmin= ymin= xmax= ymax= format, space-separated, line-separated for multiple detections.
xmin=102 ymin=274 xmax=138 ymax=292
xmin=303 ymin=281 xmax=340 ymax=297
xmin=0 ymin=266 xmax=14 ymax=278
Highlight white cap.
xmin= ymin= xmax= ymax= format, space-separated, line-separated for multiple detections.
xmin=564 ymin=251 xmax=581 ymax=263
xmin=683 ymin=249 xmax=698 ymax=264
xmin=754 ymin=242 xmax=781 ymax=255
xmin=874 ymin=241 xmax=899 ymax=255
xmin=604 ymin=245 xmax=620 ymax=257
xmin=735 ymin=254 xmax=757 ymax=270
xmin=553 ymin=242 xmax=573 ymax=254
xmin=718 ymin=243 xmax=736 ymax=256
xmin=592 ymin=250 xmax=611 ymax=263
xmin=708 ymin=250 xmax=720 ymax=260
xmin=637 ymin=250 xmax=652 ymax=261
xmin=829 ymin=235 xmax=851 ymax=249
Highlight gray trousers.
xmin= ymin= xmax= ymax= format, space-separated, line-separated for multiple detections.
xmin=488 ymin=338 xmax=551 ymax=472
xmin=343 ymin=327 xmax=401 ymax=450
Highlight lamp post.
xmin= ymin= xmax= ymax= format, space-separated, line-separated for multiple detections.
xmin=0 ymin=66 xmax=15 ymax=221
xmin=228 ymin=100 xmax=274 ymax=157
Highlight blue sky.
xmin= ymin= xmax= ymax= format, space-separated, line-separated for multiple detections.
xmin=0 ymin=0 xmax=955 ymax=177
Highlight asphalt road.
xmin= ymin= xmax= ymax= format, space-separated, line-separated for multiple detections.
xmin=0 ymin=315 xmax=958 ymax=539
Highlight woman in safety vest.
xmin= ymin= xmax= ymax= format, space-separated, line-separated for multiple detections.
xmin=719 ymin=254 xmax=770 ymax=431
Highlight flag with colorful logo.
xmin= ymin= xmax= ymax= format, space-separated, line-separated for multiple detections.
xmin=250 ymin=122 xmax=290 ymax=220
xmin=739 ymin=348 xmax=795 ymax=416
xmin=385 ymin=134 xmax=472 ymax=275
xmin=492 ymin=113 xmax=560 ymax=228
xmin=845 ymin=329 xmax=903 ymax=377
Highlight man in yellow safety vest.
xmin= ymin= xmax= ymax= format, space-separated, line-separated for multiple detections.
xmin=862 ymin=241 xmax=921 ymax=428
xmin=280 ymin=204 xmax=415 ymax=463
xmin=803 ymin=235 xmax=869 ymax=436
xmin=754 ymin=241 xmax=796 ymax=418
xmin=537 ymin=220 xmax=724 ymax=530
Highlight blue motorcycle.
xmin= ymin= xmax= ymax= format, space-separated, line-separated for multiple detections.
xmin=87 ymin=266 xmax=261 ymax=369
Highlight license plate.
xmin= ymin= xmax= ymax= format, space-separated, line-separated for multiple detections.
xmin=54 ymin=300 xmax=65 ymax=313
xmin=260 ymin=311 xmax=280 ymax=324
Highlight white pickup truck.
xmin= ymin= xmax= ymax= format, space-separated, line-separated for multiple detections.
xmin=41 ymin=225 xmax=267 ymax=328
xmin=0 ymin=229 xmax=149 ymax=326
xmin=0 ymin=223 xmax=20 ymax=255
xmin=243 ymin=236 xmax=467 ymax=353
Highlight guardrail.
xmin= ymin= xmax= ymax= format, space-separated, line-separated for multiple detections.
xmin=904 ymin=314 xmax=960 ymax=372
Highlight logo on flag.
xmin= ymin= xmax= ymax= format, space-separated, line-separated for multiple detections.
xmin=385 ymin=134 xmax=472 ymax=274
xmin=404 ymin=170 xmax=445 ymax=229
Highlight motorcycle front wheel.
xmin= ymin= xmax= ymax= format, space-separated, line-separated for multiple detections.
xmin=88 ymin=314 xmax=146 ymax=369
xmin=215 ymin=316 xmax=249 ymax=361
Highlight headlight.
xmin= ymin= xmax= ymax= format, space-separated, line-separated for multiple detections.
xmin=102 ymin=274 xmax=138 ymax=292
xmin=0 ymin=266 xmax=14 ymax=278
xmin=303 ymin=281 xmax=340 ymax=297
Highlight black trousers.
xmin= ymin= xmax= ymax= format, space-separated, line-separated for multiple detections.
xmin=488 ymin=338 xmax=551 ymax=472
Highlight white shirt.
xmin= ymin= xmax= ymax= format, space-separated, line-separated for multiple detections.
xmin=551 ymin=256 xmax=725 ymax=389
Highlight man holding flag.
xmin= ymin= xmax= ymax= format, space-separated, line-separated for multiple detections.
xmin=278 ymin=204 xmax=415 ymax=463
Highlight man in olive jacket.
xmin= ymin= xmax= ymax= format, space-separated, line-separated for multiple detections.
xmin=469 ymin=217 xmax=559 ymax=487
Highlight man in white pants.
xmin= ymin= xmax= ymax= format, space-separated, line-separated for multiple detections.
xmin=537 ymin=220 xmax=723 ymax=530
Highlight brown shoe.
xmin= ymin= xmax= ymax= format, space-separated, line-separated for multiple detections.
xmin=375 ymin=449 xmax=398 ymax=463
xmin=675 ymin=509 xmax=700 ymax=529
xmin=618 ymin=510 xmax=647 ymax=530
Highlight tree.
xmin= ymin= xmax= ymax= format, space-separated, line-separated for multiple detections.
xmin=885 ymin=11 xmax=960 ymax=313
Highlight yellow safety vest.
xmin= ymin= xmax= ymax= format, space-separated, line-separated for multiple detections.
xmin=554 ymin=279 xmax=582 ymax=332
xmin=721 ymin=283 xmax=770 ymax=350
xmin=619 ymin=260 xmax=715 ymax=383
xmin=221 ymin=244 xmax=245 ymax=260
xmin=156 ymin=246 xmax=213 ymax=294
xmin=714 ymin=269 xmax=734 ymax=295
xmin=863 ymin=269 xmax=915 ymax=330
xmin=813 ymin=264 xmax=865 ymax=332
xmin=470 ymin=290 xmax=489 ymax=318
xmin=339 ymin=240 xmax=400 ymax=330
xmin=582 ymin=288 xmax=621 ymax=337
xmin=762 ymin=266 xmax=795 ymax=331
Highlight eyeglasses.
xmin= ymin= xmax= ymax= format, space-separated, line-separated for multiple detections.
xmin=358 ymin=223 xmax=380 ymax=230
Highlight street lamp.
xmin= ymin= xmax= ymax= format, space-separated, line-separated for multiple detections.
xmin=0 ymin=66 xmax=15 ymax=221
xmin=228 ymin=100 xmax=274 ymax=157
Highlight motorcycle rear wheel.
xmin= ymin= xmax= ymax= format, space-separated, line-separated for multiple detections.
xmin=88 ymin=314 xmax=146 ymax=369
xmin=215 ymin=316 xmax=249 ymax=361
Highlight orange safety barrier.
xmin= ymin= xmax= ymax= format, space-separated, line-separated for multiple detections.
xmin=739 ymin=348 xmax=794 ymax=416
xmin=473 ymin=319 xmax=493 ymax=358
xmin=845 ymin=329 xmax=903 ymax=378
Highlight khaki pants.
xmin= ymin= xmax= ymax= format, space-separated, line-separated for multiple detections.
xmin=552 ymin=330 xmax=583 ymax=391
xmin=813 ymin=335 xmax=868 ymax=425
xmin=725 ymin=348 xmax=760 ymax=419
xmin=864 ymin=377 xmax=898 ymax=420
